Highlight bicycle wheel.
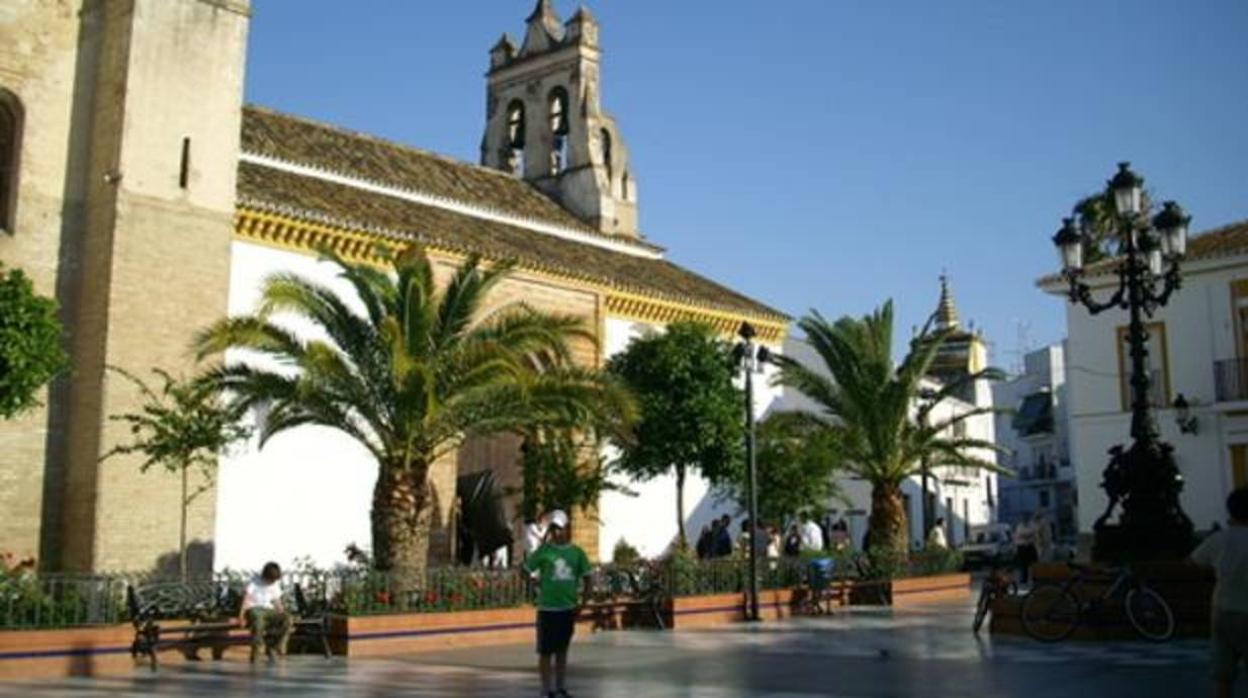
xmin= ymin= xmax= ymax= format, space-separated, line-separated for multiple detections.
xmin=1021 ymin=585 xmax=1080 ymax=642
xmin=1125 ymin=586 xmax=1175 ymax=642
xmin=972 ymin=587 xmax=992 ymax=634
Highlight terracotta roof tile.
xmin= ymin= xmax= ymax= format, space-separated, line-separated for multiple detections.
xmin=236 ymin=161 xmax=787 ymax=321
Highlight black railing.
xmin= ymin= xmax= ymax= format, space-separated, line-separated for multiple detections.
xmin=1215 ymin=358 xmax=1248 ymax=402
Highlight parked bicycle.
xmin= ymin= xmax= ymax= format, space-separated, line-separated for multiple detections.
xmin=972 ymin=566 xmax=1017 ymax=634
xmin=1020 ymin=562 xmax=1174 ymax=642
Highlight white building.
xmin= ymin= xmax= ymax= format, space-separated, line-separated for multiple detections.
xmin=1042 ymin=219 xmax=1248 ymax=548
xmin=212 ymin=4 xmax=789 ymax=571
xmin=774 ymin=279 xmax=1000 ymax=549
xmin=992 ymin=344 xmax=1077 ymax=538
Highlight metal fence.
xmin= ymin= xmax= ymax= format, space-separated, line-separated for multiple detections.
xmin=1 ymin=550 xmax=962 ymax=630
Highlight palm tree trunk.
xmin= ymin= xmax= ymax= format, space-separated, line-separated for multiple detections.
xmin=675 ymin=465 xmax=687 ymax=548
xmin=372 ymin=463 xmax=432 ymax=596
xmin=868 ymin=483 xmax=909 ymax=555
xmin=179 ymin=464 xmax=189 ymax=582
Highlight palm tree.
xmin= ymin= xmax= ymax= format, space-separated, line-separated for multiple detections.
xmin=774 ymin=301 xmax=1005 ymax=556
xmin=194 ymin=246 xmax=632 ymax=588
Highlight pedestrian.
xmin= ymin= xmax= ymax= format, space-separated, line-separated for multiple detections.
xmin=524 ymin=513 xmax=549 ymax=561
xmin=239 ymin=561 xmax=293 ymax=664
xmin=695 ymin=524 xmax=713 ymax=559
xmin=1190 ymin=487 xmax=1248 ymax=698
xmin=784 ymin=524 xmax=803 ymax=557
xmin=801 ymin=516 xmax=825 ymax=552
xmin=1014 ymin=517 xmax=1038 ymax=585
xmin=926 ymin=517 xmax=948 ymax=549
xmin=522 ymin=510 xmax=591 ymax=698
xmin=766 ymin=524 xmax=781 ymax=560
xmin=1033 ymin=511 xmax=1053 ymax=563
xmin=713 ymin=515 xmax=733 ymax=558
xmin=831 ymin=519 xmax=851 ymax=552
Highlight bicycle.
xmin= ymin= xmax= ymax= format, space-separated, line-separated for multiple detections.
xmin=972 ymin=566 xmax=1017 ymax=634
xmin=1020 ymin=562 xmax=1174 ymax=642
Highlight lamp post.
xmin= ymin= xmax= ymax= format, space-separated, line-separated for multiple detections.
xmin=735 ymin=322 xmax=770 ymax=621
xmin=1051 ymin=162 xmax=1194 ymax=561
xmin=917 ymin=388 xmax=939 ymax=542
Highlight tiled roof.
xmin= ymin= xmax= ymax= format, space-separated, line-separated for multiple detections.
xmin=1037 ymin=218 xmax=1248 ymax=286
xmin=235 ymin=107 xmax=787 ymax=322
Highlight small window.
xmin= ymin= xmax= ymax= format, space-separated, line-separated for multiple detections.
xmin=506 ymin=100 xmax=526 ymax=149
xmin=621 ymin=170 xmax=630 ymax=201
xmin=0 ymin=91 xmax=21 ymax=232
xmin=1039 ymin=490 xmax=1051 ymax=509
xmin=548 ymin=87 xmax=569 ymax=136
xmin=600 ymin=128 xmax=613 ymax=182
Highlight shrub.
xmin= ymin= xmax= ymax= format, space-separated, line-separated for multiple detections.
xmin=612 ymin=539 xmax=641 ymax=565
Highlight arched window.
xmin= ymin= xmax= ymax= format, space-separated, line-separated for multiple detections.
xmin=621 ymin=171 xmax=630 ymax=202
xmin=548 ymin=88 xmax=570 ymax=175
xmin=506 ymin=100 xmax=526 ymax=149
xmin=0 ymin=91 xmax=21 ymax=232
xmin=548 ymin=87 xmax=569 ymax=136
xmin=600 ymin=128 xmax=613 ymax=183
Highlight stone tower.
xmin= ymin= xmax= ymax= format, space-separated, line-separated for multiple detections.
xmin=0 ymin=0 xmax=250 ymax=572
xmin=928 ymin=275 xmax=991 ymax=406
xmin=481 ymin=1 xmax=640 ymax=239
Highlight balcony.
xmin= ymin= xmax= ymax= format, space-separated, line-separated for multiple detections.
xmin=1215 ymin=358 xmax=1248 ymax=402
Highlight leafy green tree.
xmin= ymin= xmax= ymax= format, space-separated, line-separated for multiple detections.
xmin=775 ymin=302 xmax=1005 ymax=556
xmin=515 ymin=427 xmax=629 ymax=524
xmin=607 ymin=321 xmax=744 ymax=547
xmin=0 ymin=265 xmax=67 ymax=419
xmin=194 ymin=246 xmax=631 ymax=588
xmin=103 ymin=367 xmax=251 ymax=579
xmin=721 ymin=411 xmax=846 ymax=526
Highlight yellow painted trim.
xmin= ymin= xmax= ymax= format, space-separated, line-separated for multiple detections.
xmin=233 ymin=208 xmax=789 ymax=344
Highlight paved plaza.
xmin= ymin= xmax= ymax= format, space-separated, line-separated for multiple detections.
xmin=1 ymin=601 xmax=1240 ymax=697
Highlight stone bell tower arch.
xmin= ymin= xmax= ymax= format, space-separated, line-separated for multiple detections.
xmin=480 ymin=1 xmax=639 ymax=239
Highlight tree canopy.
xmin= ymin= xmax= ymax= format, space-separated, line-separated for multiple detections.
xmin=0 ymin=265 xmax=67 ymax=420
xmin=607 ymin=321 xmax=743 ymax=545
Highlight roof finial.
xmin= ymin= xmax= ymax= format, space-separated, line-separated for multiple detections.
xmin=936 ymin=273 xmax=960 ymax=330
xmin=526 ymin=0 xmax=563 ymax=34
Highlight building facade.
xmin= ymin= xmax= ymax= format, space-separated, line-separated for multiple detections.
xmin=992 ymin=344 xmax=1077 ymax=538
xmin=0 ymin=0 xmax=786 ymax=573
xmin=774 ymin=279 xmax=1000 ymax=549
xmin=1043 ymin=220 xmax=1248 ymax=547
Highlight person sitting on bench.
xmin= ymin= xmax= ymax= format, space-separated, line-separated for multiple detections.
xmin=240 ymin=561 xmax=293 ymax=663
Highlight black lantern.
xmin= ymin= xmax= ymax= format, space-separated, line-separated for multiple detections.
xmin=1154 ymin=201 xmax=1190 ymax=259
xmin=1052 ymin=217 xmax=1084 ymax=273
xmin=1109 ymin=161 xmax=1144 ymax=217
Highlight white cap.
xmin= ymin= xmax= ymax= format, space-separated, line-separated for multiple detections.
xmin=548 ymin=510 xmax=569 ymax=529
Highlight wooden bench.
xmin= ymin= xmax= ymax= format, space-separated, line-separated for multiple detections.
xmin=127 ymin=581 xmax=331 ymax=669
xmin=582 ymin=566 xmax=666 ymax=631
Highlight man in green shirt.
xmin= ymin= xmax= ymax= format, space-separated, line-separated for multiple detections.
xmin=522 ymin=509 xmax=591 ymax=698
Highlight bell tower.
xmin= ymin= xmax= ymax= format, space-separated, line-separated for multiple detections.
xmin=481 ymin=2 xmax=639 ymax=239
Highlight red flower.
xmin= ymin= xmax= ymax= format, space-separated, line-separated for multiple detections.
xmin=425 ymin=592 xmax=439 ymax=604
xmin=375 ymin=591 xmax=391 ymax=605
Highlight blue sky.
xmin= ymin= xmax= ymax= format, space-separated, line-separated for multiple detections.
xmin=244 ymin=1 xmax=1248 ymax=370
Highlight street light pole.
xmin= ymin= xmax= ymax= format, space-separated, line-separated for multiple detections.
xmin=1051 ymin=162 xmax=1194 ymax=562
xmin=737 ymin=322 xmax=762 ymax=622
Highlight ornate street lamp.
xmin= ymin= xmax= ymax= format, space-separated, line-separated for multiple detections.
xmin=734 ymin=322 xmax=770 ymax=621
xmin=1052 ymin=162 xmax=1194 ymax=562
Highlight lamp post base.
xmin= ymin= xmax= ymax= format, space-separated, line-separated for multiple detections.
xmin=1092 ymin=440 xmax=1194 ymax=563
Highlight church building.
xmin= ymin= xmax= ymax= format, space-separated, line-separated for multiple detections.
xmin=0 ymin=0 xmax=786 ymax=572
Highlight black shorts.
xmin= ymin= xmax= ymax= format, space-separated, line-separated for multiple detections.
xmin=536 ymin=609 xmax=576 ymax=655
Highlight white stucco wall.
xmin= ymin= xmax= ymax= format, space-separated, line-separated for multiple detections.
xmin=775 ymin=338 xmax=1000 ymax=548
xmin=1057 ymin=253 xmax=1248 ymax=535
xmin=596 ymin=317 xmax=784 ymax=559
xmin=215 ymin=241 xmax=380 ymax=571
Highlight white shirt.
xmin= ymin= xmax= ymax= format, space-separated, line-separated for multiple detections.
xmin=927 ymin=526 xmax=948 ymax=548
xmin=800 ymin=521 xmax=824 ymax=551
xmin=1191 ymin=527 xmax=1248 ymax=614
xmin=244 ymin=578 xmax=283 ymax=611
xmin=524 ymin=522 xmax=547 ymax=554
